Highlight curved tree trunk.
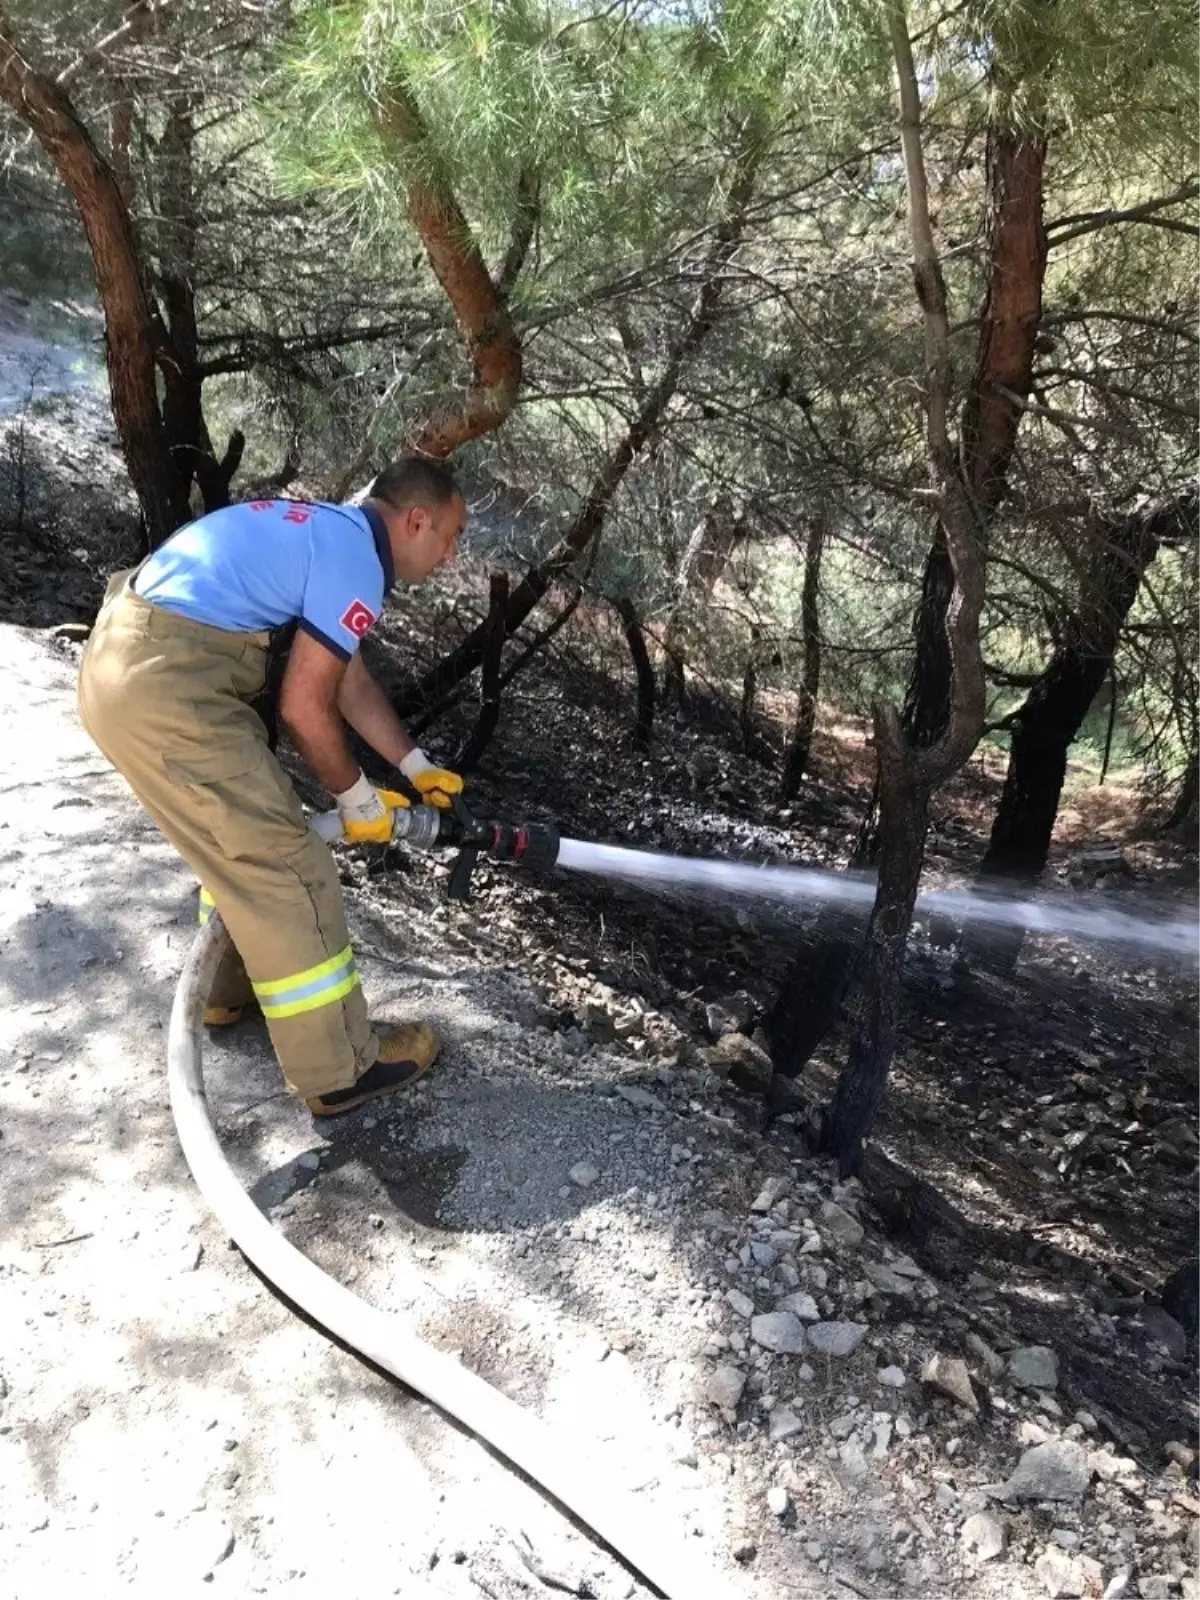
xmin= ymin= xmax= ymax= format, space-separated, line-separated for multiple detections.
xmin=0 ymin=18 xmax=189 ymax=544
xmin=399 ymin=123 xmax=766 ymax=720
xmin=376 ymin=74 xmax=522 ymax=461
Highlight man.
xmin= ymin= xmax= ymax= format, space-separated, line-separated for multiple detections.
xmin=78 ymin=457 xmax=468 ymax=1116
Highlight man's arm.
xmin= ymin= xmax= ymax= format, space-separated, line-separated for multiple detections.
xmin=336 ymin=651 xmax=417 ymax=771
xmin=278 ymin=630 xmax=360 ymax=794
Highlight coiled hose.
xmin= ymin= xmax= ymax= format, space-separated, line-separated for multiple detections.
xmin=168 ymin=914 xmax=740 ymax=1600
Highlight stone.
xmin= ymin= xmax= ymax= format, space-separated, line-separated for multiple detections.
xmin=1158 ymin=1254 xmax=1200 ymax=1331
xmin=767 ymin=1486 xmax=791 ymax=1517
xmin=1051 ymin=1529 xmax=1081 ymax=1550
xmin=999 ymin=1441 xmax=1092 ymax=1503
xmin=726 ymin=1289 xmax=755 ymax=1319
xmin=966 ymin=1332 xmax=1005 ymax=1379
xmin=1165 ymin=1441 xmax=1197 ymax=1472
xmin=807 ymin=1321 xmax=867 ymax=1358
xmin=750 ymin=1243 xmax=778 ymax=1268
xmin=1141 ymin=1307 xmax=1188 ymax=1362
xmin=921 ymin=1354 xmax=978 ymax=1413
xmin=709 ymin=1032 xmax=773 ymax=1086
xmin=615 ymin=1085 xmax=663 ymax=1111
xmin=864 ymin=1260 xmax=916 ymax=1296
xmin=776 ymin=1291 xmax=820 ymax=1322
xmin=751 ymin=1312 xmax=807 ymax=1354
xmin=961 ymin=1511 xmax=1007 ymax=1561
xmin=769 ymin=1406 xmax=803 ymax=1442
xmin=872 ymin=1420 xmax=893 ymax=1458
xmin=705 ymin=1365 xmax=747 ymax=1410
xmin=1035 ymin=1548 xmax=1085 ymax=1597
xmin=731 ymin=1532 xmax=757 ymax=1564
xmin=1136 ymin=1580 xmax=1174 ymax=1600
xmin=569 ymin=1161 xmax=599 ymax=1188
xmin=1008 ymin=1346 xmax=1060 ymax=1392
xmin=297 ymin=1152 xmax=320 ymax=1171
xmin=820 ymin=1201 xmax=865 ymax=1249
xmin=878 ymin=1365 xmax=907 ymax=1389
xmin=1101 ymin=1576 xmax=1131 ymax=1600
xmin=750 ymin=1177 xmax=789 ymax=1213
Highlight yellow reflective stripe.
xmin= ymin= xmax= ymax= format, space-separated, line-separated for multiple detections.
xmin=253 ymin=944 xmax=354 ymax=998
xmin=198 ymin=887 xmax=215 ymax=925
xmin=259 ymin=970 xmax=360 ymax=1020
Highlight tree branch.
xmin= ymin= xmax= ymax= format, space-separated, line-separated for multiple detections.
xmin=1046 ymin=180 xmax=1199 ymax=248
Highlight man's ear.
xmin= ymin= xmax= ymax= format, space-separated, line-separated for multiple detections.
xmin=407 ymin=505 xmax=431 ymax=538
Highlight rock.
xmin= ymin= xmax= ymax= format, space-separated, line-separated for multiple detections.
xmin=708 ymin=1032 xmax=773 ymax=1088
xmin=967 ymin=1332 xmax=1005 ymax=1379
xmin=569 ymin=1161 xmax=599 ymax=1188
xmin=726 ymin=1289 xmax=755 ymax=1319
xmin=871 ymin=1420 xmax=892 ymax=1458
xmin=297 ymin=1152 xmax=320 ymax=1172
xmin=1101 ymin=1575 xmax=1131 ymax=1600
xmin=1008 ymin=1345 xmax=1060 ymax=1391
xmin=999 ymin=1441 xmax=1092 ymax=1503
xmin=921 ymin=1354 xmax=978 ymax=1413
xmin=731 ymin=1532 xmax=757 ymax=1563
xmin=767 ymin=1486 xmax=791 ymax=1517
xmin=776 ymin=1291 xmax=820 ymax=1322
xmin=878 ymin=1365 xmax=907 ymax=1389
xmin=615 ymin=1085 xmax=663 ymax=1111
xmin=936 ymin=1482 xmax=959 ymax=1510
xmin=769 ymin=1406 xmax=803 ymax=1442
xmin=820 ymin=1201 xmax=865 ymax=1249
xmin=864 ymin=1260 xmax=915 ymax=1296
xmin=705 ymin=1365 xmax=747 ymax=1411
xmin=1136 ymin=1580 xmax=1175 ymax=1600
xmin=751 ymin=1312 xmax=807 ymax=1354
xmin=1051 ymin=1529 xmax=1080 ymax=1549
xmin=807 ymin=1321 xmax=867 ymax=1358
xmin=1159 ymin=1259 xmax=1199 ymax=1336
xmin=705 ymin=1002 xmax=742 ymax=1039
xmin=1141 ymin=1306 xmax=1188 ymax=1361
xmin=1165 ymin=1440 xmax=1198 ymax=1472
xmin=1035 ymin=1547 xmax=1085 ymax=1597
xmin=582 ymin=1003 xmax=617 ymax=1043
xmin=750 ymin=1176 xmax=789 ymax=1212
xmin=750 ymin=1243 xmax=777 ymax=1268
xmin=961 ymin=1511 xmax=1007 ymax=1561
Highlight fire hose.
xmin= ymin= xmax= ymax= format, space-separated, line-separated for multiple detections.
xmin=168 ymin=801 xmax=739 ymax=1600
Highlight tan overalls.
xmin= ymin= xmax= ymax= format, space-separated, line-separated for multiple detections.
xmin=77 ymin=571 xmax=378 ymax=1098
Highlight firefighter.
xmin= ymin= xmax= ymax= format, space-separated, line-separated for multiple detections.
xmin=78 ymin=457 xmax=468 ymax=1116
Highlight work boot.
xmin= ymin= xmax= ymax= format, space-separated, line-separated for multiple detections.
xmin=307 ymin=1023 xmax=440 ymax=1117
xmin=204 ymin=1004 xmax=246 ymax=1027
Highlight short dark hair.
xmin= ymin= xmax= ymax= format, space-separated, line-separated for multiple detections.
xmin=369 ymin=457 xmax=459 ymax=512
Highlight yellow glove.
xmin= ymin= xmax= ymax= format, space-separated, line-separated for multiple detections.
xmin=400 ymin=748 xmax=464 ymax=812
xmin=335 ymin=773 xmax=410 ymax=844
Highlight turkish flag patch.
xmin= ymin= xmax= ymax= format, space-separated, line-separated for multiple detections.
xmin=340 ymin=598 xmax=377 ymax=639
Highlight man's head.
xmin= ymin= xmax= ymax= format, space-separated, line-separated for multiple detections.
xmin=367 ymin=457 xmax=467 ymax=584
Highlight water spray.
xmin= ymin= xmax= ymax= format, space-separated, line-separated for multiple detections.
xmin=313 ymin=801 xmax=1196 ymax=962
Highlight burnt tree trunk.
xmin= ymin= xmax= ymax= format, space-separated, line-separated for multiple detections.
xmin=970 ymin=492 xmax=1192 ymax=967
xmin=768 ymin=59 xmax=1046 ymax=1120
xmin=615 ymin=597 xmax=655 ymax=750
xmin=824 ymin=732 xmax=930 ymax=1174
xmin=0 ymin=20 xmax=190 ymax=544
xmin=781 ymin=513 xmax=826 ymax=795
xmin=456 ymin=572 xmax=509 ymax=771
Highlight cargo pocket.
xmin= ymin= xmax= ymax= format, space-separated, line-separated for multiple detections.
xmin=163 ymin=740 xmax=309 ymax=862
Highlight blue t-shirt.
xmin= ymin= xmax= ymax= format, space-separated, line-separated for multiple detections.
xmin=135 ymin=499 xmax=395 ymax=662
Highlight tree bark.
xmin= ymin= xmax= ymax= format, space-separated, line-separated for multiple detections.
xmin=661 ymin=495 xmax=747 ymax=701
xmin=615 ymin=597 xmax=655 ymax=750
xmin=971 ymin=492 xmax=1193 ymax=966
xmin=455 ymin=571 xmax=509 ymax=771
xmin=824 ymin=716 xmax=930 ymax=1175
xmin=781 ymin=512 xmax=826 ymax=794
xmin=0 ymin=16 xmax=189 ymax=544
xmin=375 ymin=75 xmax=522 ymax=460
